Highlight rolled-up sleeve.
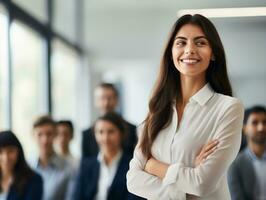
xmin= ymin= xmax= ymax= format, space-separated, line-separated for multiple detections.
xmin=162 ymin=100 xmax=244 ymax=197
xmin=126 ymin=146 xmax=163 ymax=199
xmin=127 ymin=125 xmax=186 ymax=200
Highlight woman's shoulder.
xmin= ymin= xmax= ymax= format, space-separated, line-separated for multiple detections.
xmin=214 ymin=93 xmax=244 ymax=109
xmin=19 ymin=171 xmax=43 ymax=197
xmin=28 ymin=172 xmax=43 ymax=186
xmin=213 ymin=94 xmax=244 ymax=121
xmin=80 ymin=156 xmax=98 ymax=169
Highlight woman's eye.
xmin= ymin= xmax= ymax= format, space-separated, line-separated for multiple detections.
xmin=252 ymin=121 xmax=258 ymax=126
xmin=196 ymin=41 xmax=207 ymax=46
xmin=175 ymin=41 xmax=186 ymax=46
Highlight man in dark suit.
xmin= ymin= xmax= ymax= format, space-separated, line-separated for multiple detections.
xmin=82 ymin=83 xmax=137 ymax=158
xmin=228 ymin=105 xmax=266 ymax=200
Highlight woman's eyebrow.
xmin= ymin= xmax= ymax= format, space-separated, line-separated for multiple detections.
xmin=174 ymin=36 xmax=207 ymax=41
xmin=174 ymin=36 xmax=187 ymax=40
xmin=194 ymin=36 xmax=207 ymax=40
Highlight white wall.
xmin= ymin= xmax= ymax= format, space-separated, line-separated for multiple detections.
xmin=214 ymin=17 xmax=266 ymax=107
xmin=232 ymin=75 xmax=266 ymax=107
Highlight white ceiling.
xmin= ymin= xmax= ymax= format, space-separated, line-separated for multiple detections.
xmin=85 ymin=0 xmax=265 ymax=12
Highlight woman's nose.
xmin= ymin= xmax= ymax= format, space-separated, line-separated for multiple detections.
xmin=185 ymin=43 xmax=196 ymax=55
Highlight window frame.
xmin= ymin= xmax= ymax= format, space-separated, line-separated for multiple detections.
xmin=0 ymin=0 xmax=84 ymax=129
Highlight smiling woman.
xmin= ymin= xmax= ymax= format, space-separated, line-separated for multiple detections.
xmin=172 ymin=24 xmax=214 ymax=78
xmin=126 ymin=14 xmax=244 ymax=200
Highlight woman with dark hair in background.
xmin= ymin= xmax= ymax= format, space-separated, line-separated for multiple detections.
xmin=0 ymin=130 xmax=43 ymax=200
xmin=127 ymin=14 xmax=244 ymax=199
xmin=73 ymin=112 xmax=143 ymax=200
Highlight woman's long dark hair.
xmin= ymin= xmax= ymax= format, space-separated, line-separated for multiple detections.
xmin=0 ymin=131 xmax=35 ymax=196
xmin=139 ymin=14 xmax=232 ymax=158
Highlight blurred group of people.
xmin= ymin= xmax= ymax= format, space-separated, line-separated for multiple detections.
xmin=0 ymin=82 xmax=265 ymax=200
xmin=0 ymin=83 xmax=143 ymax=200
xmin=0 ymin=117 xmax=73 ymax=200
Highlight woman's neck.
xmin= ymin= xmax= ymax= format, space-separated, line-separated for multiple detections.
xmin=103 ymin=149 xmax=120 ymax=166
xmin=179 ymin=75 xmax=206 ymax=105
xmin=1 ymin=171 xmax=13 ymax=192
xmin=1 ymin=170 xmax=12 ymax=180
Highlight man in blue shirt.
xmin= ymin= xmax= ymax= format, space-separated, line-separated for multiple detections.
xmin=29 ymin=115 xmax=72 ymax=200
xmin=228 ymin=105 xmax=266 ymax=200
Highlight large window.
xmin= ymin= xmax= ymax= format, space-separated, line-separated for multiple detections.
xmin=12 ymin=0 xmax=47 ymax=22
xmin=53 ymin=0 xmax=78 ymax=42
xmin=11 ymin=21 xmax=46 ymax=155
xmin=52 ymin=39 xmax=81 ymax=154
xmin=0 ymin=5 xmax=9 ymax=130
xmin=0 ymin=0 xmax=84 ymax=158
xmin=52 ymin=39 xmax=79 ymax=120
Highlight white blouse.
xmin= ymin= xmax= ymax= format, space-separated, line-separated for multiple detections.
xmin=127 ymin=83 xmax=244 ymax=200
xmin=95 ymin=151 xmax=122 ymax=200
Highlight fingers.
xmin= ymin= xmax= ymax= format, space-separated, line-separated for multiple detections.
xmin=203 ymin=140 xmax=219 ymax=153
xmin=198 ymin=140 xmax=219 ymax=158
xmin=194 ymin=140 xmax=219 ymax=167
xmin=202 ymin=144 xmax=218 ymax=159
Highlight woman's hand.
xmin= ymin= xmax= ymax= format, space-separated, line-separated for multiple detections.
xmin=144 ymin=157 xmax=169 ymax=179
xmin=194 ymin=140 xmax=219 ymax=167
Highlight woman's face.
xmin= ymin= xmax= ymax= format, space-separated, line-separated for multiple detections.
xmin=94 ymin=120 xmax=122 ymax=154
xmin=0 ymin=146 xmax=19 ymax=173
xmin=171 ymin=23 xmax=213 ymax=79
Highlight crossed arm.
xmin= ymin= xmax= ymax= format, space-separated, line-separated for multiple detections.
xmin=144 ymin=140 xmax=219 ymax=179
xmin=127 ymin=101 xmax=244 ymax=199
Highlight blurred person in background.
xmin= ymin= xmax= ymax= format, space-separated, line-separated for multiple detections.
xmin=55 ymin=120 xmax=79 ymax=200
xmin=74 ymin=112 xmax=144 ymax=200
xmin=29 ymin=115 xmax=72 ymax=200
xmin=55 ymin=120 xmax=78 ymax=169
xmin=0 ymin=130 xmax=43 ymax=200
xmin=228 ymin=105 xmax=266 ymax=200
xmin=82 ymin=83 xmax=137 ymax=158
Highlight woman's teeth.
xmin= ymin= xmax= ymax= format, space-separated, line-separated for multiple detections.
xmin=181 ymin=59 xmax=199 ymax=64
